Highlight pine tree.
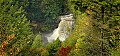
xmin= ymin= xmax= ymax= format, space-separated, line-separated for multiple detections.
xmin=27 ymin=0 xmax=42 ymax=20
xmin=40 ymin=0 xmax=65 ymax=30
xmin=67 ymin=0 xmax=120 ymax=56
xmin=81 ymin=0 xmax=120 ymax=55
xmin=0 ymin=0 xmax=33 ymax=55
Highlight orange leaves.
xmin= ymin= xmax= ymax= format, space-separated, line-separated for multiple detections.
xmin=7 ymin=34 xmax=14 ymax=41
xmin=0 ymin=41 xmax=6 ymax=55
xmin=1 ymin=34 xmax=14 ymax=48
xmin=1 ymin=41 xmax=7 ymax=49
xmin=0 ymin=34 xmax=14 ymax=55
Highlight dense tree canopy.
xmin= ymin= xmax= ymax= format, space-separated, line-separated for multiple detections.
xmin=0 ymin=0 xmax=120 ymax=56
xmin=0 ymin=0 xmax=33 ymax=55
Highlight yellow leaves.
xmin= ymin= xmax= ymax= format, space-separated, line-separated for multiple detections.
xmin=85 ymin=9 xmax=93 ymax=15
xmin=75 ymin=43 xmax=79 ymax=48
xmin=76 ymin=13 xmax=91 ymax=26
xmin=75 ymin=38 xmax=83 ymax=49
xmin=75 ymin=49 xmax=80 ymax=51
xmin=74 ymin=13 xmax=92 ymax=37
xmin=85 ymin=22 xmax=89 ymax=26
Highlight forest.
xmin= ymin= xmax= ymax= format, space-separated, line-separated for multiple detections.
xmin=0 ymin=0 xmax=120 ymax=56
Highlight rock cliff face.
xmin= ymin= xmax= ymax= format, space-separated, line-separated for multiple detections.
xmin=42 ymin=14 xmax=74 ymax=43
xmin=58 ymin=14 xmax=74 ymax=42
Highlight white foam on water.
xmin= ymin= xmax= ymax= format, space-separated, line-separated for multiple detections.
xmin=46 ymin=14 xmax=74 ymax=42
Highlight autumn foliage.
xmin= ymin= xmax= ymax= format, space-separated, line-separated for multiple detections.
xmin=56 ymin=46 xmax=72 ymax=56
xmin=0 ymin=35 xmax=14 ymax=56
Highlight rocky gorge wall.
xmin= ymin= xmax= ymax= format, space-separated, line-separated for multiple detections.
xmin=42 ymin=14 xmax=74 ymax=44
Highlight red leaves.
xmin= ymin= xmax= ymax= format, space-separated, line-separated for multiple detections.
xmin=56 ymin=46 xmax=72 ymax=56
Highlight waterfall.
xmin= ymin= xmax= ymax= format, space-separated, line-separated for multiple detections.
xmin=44 ymin=14 xmax=74 ymax=42
xmin=47 ymin=28 xmax=59 ymax=42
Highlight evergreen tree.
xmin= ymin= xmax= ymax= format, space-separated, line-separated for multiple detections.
xmin=40 ymin=0 xmax=65 ymax=31
xmin=13 ymin=0 xmax=29 ymax=8
xmin=26 ymin=0 xmax=65 ymax=31
xmin=80 ymin=0 xmax=120 ymax=55
xmin=27 ymin=0 xmax=42 ymax=20
xmin=0 ymin=0 xmax=33 ymax=55
xmin=66 ymin=0 xmax=120 ymax=56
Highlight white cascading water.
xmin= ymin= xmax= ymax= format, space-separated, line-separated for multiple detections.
xmin=47 ymin=28 xmax=59 ymax=42
xmin=46 ymin=14 xmax=74 ymax=42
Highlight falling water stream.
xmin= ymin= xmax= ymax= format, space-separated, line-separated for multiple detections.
xmin=42 ymin=14 xmax=74 ymax=44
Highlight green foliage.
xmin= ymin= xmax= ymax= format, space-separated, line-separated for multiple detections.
xmin=13 ymin=0 xmax=29 ymax=8
xmin=83 ymin=1 xmax=120 ymax=55
xmin=0 ymin=0 xmax=120 ymax=56
xmin=67 ymin=0 xmax=120 ymax=56
xmin=62 ymin=36 xmax=77 ymax=47
xmin=110 ymin=50 xmax=120 ymax=56
xmin=31 ymin=35 xmax=42 ymax=49
xmin=24 ymin=47 xmax=49 ymax=56
xmin=46 ymin=39 xmax=61 ymax=56
xmin=27 ymin=0 xmax=42 ymax=20
xmin=27 ymin=0 xmax=66 ymax=31
xmin=40 ymin=0 xmax=65 ymax=30
xmin=66 ymin=13 xmax=102 ymax=56
xmin=20 ymin=34 xmax=49 ymax=56
xmin=41 ymin=0 xmax=64 ymax=19
xmin=67 ymin=0 xmax=82 ymax=17
xmin=40 ymin=48 xmax=49 ymax=56
xmin=0 ymin=0 xmax=33 ymax=55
